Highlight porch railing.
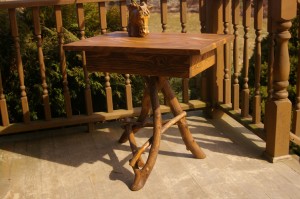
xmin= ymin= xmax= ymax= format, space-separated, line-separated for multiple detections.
xmin=0 ymin=0 xmax=299 ymax=161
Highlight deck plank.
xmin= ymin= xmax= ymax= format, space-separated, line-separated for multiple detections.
xmin=0 ymin=111 xmax=300 ymax=198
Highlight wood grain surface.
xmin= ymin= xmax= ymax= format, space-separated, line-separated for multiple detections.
xmin=64 ymin=32 xmax=233 ymax=55
xmin=64 ymin=32 xmax=233 ymax=78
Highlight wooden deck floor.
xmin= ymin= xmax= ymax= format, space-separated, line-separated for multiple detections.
xmin=1 ymin=111 xmax=300 ymax=199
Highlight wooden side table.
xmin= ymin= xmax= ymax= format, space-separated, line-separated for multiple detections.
xmin=64 ymin=32 xmax=233 ymax=191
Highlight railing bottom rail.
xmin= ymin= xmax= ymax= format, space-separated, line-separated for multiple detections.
xmin=0 ymin=100 xmax=207 ymax=135
xmin=217 ymin=104 xmax=266 ymax=141
xmin=218 ymin=103 xmax=300 ymax=147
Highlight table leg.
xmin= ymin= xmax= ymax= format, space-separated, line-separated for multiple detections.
xmin=130 ymin=76 xmax=162 ymax=191
xmin=122 ymin=76 xmax=206 ymax=191
xmin=118 ymin=86 xmax=151 ymax=168
xmin=118 ymin=85 xmax=151 ymax=144
xmin=160 ymin=77 xmax=206 ymax=159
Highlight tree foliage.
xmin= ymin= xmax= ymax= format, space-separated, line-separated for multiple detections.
xmin=0 ymin=4 xmax=144 ymax=123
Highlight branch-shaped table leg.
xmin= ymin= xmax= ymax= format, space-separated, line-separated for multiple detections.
xmin=130 ymin=76 xmax=162 ymax=191
xmin=118 ymin=85 xmax=151 ymax=144
xmin=129 ymin=111 xmax=187 ymax=167
xmin=121 ymin=76 xmax=206 ymax=191
xmin=160 ymin=77 xmax=206 ymax=159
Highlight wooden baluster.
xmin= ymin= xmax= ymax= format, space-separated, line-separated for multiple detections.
xmin=105 ymin=72 xmax=113 ymax=113
xmin=264 ymin=0 xmax=275 ymax=132
xmin=265 ymin=0 xmax=296 ymax=161
xmin=205 ymin=0 xmax=224 ymax=112
xmin=161 ymin=0 xmax=167 ymax=32
xmin=253 ymin=0 xmax=263 ymax=124
xmin=180 ymin=0 xmax=187 ymax=33
xmin=182 ymin=78 xmax=189 ymax=103
xmin=0 ymin=70 xmax=9 ymax=126
xmin=292 ymin=4 xmax=300 ymax=136
xmin=232 ymin=0 xmax=240 ymax=110
xmin=267 ymin=1 xmax=275 ymax=101
xmin=76 ymin=3 xmax=93 ymax=117
xmin=199 ymin=0 xmax=206 ymax=33
xmin=241 ymin=0 xmax=251 ymax=117
xmin=125 ymin=74 xmax=133 ymax=110
xmin=199 ymin=0 xmax=207 ymax=102
xmin=8 ymin=8 xmax=30 ymax=123
xmin=223 ymin=0 xmax=231 ymax=104
xmin=32 ymin=7 xmax=51 ymax=121
xmin=98 ymin=2 xmax=107 ymax=34
xmin=54 ymin=5 xmax=72 ymax=118
xmin=120 ymin=0 xmax=127 ymax=31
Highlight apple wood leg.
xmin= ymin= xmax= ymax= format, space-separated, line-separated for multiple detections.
xmin=160 ymin=77 xmax=206 ymax=159
xmin=130 ymin=76 xmax=162 ymax=191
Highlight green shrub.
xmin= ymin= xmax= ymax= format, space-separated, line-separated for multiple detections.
xmin=0 ymin=4 xmax=146 ymax=123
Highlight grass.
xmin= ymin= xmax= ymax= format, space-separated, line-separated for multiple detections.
xmin=149 ymin=12 xmax=201 ymax=33
xmin=148 ymin=13 xmax=268 ymax=65
xmin=147 ymin=12 xmax=269 ymax=100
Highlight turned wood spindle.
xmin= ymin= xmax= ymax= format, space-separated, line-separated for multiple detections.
xmin=241 ymin=0 xmax=251 ymax=117
xmin=55 ymin=5 xmax=72 ymax=118
xmin=0 ymin=70 xmax=9 ymax=126
xmin=232 ymin=0 xmax=240 ymax=110
xmin=161 ymin=0 xmax=167 ymax=32
xmin=76 ymin=3 xmax=93 ymax=116
xmin=33 ymin=7 xmax=52 ymax=121
xmin=8 ymin=8 xmax=30 ymax=123
xmin=125 ymin=74 xmax=133 ymax=110
xmin=180 ymin=0 xmax=187 ymax=33
xmin=105 ymin=72 xmax=113 ymax=113
xmin=98 ymin=2 xmax=107 ymax=34
xmin=253 ymin=0 xmax=263 ymax=124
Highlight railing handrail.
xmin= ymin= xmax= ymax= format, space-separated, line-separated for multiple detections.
xmin=0 ymin=0 xmax=124 ymax=9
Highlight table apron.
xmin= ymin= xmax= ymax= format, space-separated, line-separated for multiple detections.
xmin=85 ymin=50 xmax=216 ymax=78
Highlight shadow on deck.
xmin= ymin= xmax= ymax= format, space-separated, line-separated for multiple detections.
xmin=1 ymin=111 xmax=300 ymax=198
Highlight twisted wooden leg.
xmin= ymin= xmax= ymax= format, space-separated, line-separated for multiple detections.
xmin=118 ymin=86 xmax=151 ymax=143
xmin=160 ymin=77 xmax=206 ymax=159
xmin=130 ymin=76 xmax=162 ymax=191
xmin=124 ymin=76 xmax=205 ymax=191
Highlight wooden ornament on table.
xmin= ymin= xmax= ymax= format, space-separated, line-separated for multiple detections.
xmin=127 ymin=1 xmax=151 ymax=37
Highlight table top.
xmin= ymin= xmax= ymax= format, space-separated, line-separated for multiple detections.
xmin=64 ymin=31 xmax=233 ymax=56
xmin=64 ymin=32 xmax=233 ymax=78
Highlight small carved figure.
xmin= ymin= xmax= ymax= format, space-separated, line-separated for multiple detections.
xmin=127 ymin=1 xmax=151 ymax=37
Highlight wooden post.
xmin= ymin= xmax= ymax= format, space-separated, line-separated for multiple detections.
xmin=105 ymin=72 xmax=113 ymax=113
xmin=76 ymin=4 xmax=93 ymax=115
xmin=98 ymin=2 xmax=107 ymax=34
xmin=199 ymin=0 xmax=206 ymax=33
xmin=264 ymin=0 xmax=275 ymax=132
xmin=125 ymin=74 xmax=133 ymax=110
xmin=0 ymin=70 xmax=9 ymax=126
xmin=199 ymin=0 xmax=207 ymax=102
xmin=265 ymin=0 xmax=297 ymax=162
xmin=204 ymin=0 xmax=224 ymax=117
xmin=253 ymin=0 xmax=263 ymax=124
xmin=55 ymin=5 xmax=72 ymax=118
xmin=292 ymin=3 xmax=300 ymax=137
xmin=232 ymin=0 xmax=240 ymax=111
xmin=223 ymin=0 xmax=231 ymax=105
xmin=33 ymin=7 xmax=52 ymax=121
xmin=180 ymin=0 xmax=187 ymax=33
xmin=9 ymin=8 xmax=30 ymax=123
xmin=120 ymin=0 xmax=128 ymax=31
xmin=241 ymin=0 xmax=251 ymax=118
xmin=182 ymin=78 xmax=189 ymax=103
xmin=76 ymin=3 xmax=94 ymax=132
xmin=161 ymin=0 xmax=167 ymax=32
